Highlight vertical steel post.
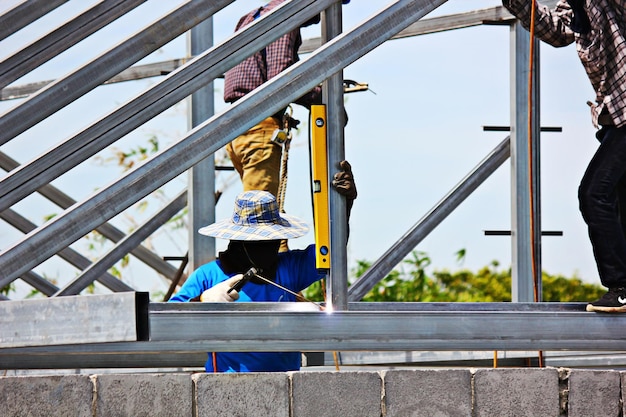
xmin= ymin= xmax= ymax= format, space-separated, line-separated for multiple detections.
xmin=322 ymin=2 xmax=347 ymax=311
xmin=188 ymin=18 xmax=216 ymax=270
xmin=510 ymin=21 xmax=542 ymax=302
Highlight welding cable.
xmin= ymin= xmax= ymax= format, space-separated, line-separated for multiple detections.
xmin=493 ymin=2 xmax=543 ymax=369
xmin=528 ymin=0 xmax=545 ymax=368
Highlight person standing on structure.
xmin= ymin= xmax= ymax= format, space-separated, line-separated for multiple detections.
xmin=223 ymin=0 xmax=323 ymax=199
xmin=502 ymin=0 xmax=626 ymax=312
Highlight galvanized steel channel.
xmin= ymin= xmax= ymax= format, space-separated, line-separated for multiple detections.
xmin=1 ymin=302 xmax=624 ymax=369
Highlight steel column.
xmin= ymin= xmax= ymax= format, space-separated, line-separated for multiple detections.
xmin=322 ymin=2 xmax=348 ymax=311
xmin=510 ymin=22 xmax=542 ymax=302
xmin=188 ymin=17 xmax=216 ymax=270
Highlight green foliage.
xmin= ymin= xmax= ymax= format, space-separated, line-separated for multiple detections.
xmin=302 ymin=250 xmax=606 ymax=303
xmin=1 ymin=283 xmax=14 ymax=297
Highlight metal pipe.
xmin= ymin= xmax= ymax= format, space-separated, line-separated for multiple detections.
xmin=348 ymin=136 xmax=511 ymax=301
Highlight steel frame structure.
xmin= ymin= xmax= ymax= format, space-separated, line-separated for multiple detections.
xmin=3 ymin=0 xmax=616 ymax=371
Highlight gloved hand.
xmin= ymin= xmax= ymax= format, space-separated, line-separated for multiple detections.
xmin=200 ymin=275 xmax=242 ymax=302
xmin=331 ymin=160 xmax=357 ymax=202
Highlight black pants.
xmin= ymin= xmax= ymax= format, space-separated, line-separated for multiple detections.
xmin=579 ymin=125 xmax=626 ymax=289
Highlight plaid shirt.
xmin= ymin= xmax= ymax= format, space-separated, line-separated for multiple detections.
xmin=503 ymin=0 xmax=626 ymax=128
xmin=223 ymin=0 xmax=321 ymax=109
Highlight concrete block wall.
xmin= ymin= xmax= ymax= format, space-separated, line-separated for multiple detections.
xmin=0 ymin=368 xmax=624 ymax=416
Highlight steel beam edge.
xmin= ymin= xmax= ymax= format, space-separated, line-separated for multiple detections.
xmin=2 ymin=302 xmax=624 ymax=367
xmin=0 ymin=292 xmax=149 ymax=349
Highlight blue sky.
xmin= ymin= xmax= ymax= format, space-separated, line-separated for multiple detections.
xmin=0 ymin=1 xmax=603 ymax=297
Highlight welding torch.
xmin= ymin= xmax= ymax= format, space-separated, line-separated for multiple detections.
xmin=228 ymin=267 xmax=325 ymax=311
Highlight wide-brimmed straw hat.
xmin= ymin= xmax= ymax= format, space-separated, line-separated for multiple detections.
xmin=198 ymin=190 xmax=309 ymax=240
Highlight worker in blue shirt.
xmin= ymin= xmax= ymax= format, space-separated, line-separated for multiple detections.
xmin=169 ymin=161 xmax=356 ymax=372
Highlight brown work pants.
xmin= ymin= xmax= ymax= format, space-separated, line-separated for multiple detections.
xmin=226 ymin=116 xmax=289 ymax=252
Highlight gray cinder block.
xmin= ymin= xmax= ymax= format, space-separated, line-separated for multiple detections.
xmin=93 ymin=373 xmax=192 ymax=417
xmin=291 ymin=371 xmax=382 ymax=417
xmin=473 ymin=368 xmax=559 ymax=417
xmin=383 ymin=369 xmax=472 ymax=417
xmin=0 ymin=374 xmax=93 ymax=417
xmin=194 ymin=372 xmax=290 ymax=417
xmin=568 ymin=369 xmax=620 ymax=417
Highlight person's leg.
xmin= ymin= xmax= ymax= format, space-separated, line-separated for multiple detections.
xmin=579 ymin=126 xmax=626 ymax=311
xmin=226 ymin=117 xmax=289 ymax=252
xmin=226 ymin=117 xmax=282 ymax=197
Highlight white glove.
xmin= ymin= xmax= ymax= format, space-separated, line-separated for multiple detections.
xmin=200 ymin=275 xmax=242 ymax=302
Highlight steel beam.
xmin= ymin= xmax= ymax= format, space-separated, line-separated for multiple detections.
xmin=0 ymin=292 xmax=149 ymax=348
xmin=0 ymin=208 xmax=135 ymax=293
xmin=0 ymin=151 xmax=178 ymax=280
xmin=1 ymin=302 xmax=625 ymax=369
xmin=0 ymin=0 xmax=235 ymax=147
xmin=18 ymin=271 xmax=59 ymax=297
xmin=0 ymin=0 xmax=338 ymax=214
xmin=0 ymin=0 xmax=448 ymax=288
xmin=54 ymin=191 xmax=187 ymax=296
xmin=348 ymin=136 xmax=511 ymax=301
xmin=0 ymin=59 xmax=189 ymax=101
xmin=0 ymin=0 xmax=146 ymax=89
xmin=0 ymin=0 xmax=69 ymax=41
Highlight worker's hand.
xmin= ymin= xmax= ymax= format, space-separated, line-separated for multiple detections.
xmin=331 ymin=160 xmax=357 ymax=202
xmin=200 ymin=275 xmax=242 ymax=302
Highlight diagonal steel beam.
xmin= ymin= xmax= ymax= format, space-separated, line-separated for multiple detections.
xmin=0 ymin=0 xmax=147 ymax=89
xmin=0 ymin=208 xmax=134 ymax=293
xmin=18 ymin=271 xmax=59 ymax=297
xmin=0 ymin=0 xmax=235 ymax=146
xmin=0 ymin=0 xmax=448 ymax=288
xmin=55 ymin=190 xmax=188 ymax=296
xmin=0 ymin=0 xmax=337 ymax=213
xmin=0 ymin=0 xmax=69 ymax=41
xmin=0 ymin=151 xmax=178 ymax=280
xmin=348 ymin=136 xmax=511 ymax=301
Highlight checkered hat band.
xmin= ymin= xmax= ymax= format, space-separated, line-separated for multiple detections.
xmin=231 ymin=193 xmax=286 ymax=227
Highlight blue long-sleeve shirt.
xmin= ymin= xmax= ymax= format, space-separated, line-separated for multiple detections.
xmin=169 ymin=244 xmax=324 ymax=372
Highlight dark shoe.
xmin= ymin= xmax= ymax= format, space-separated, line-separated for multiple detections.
xmin=586 ymin=287 xmax=626 ymax=312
